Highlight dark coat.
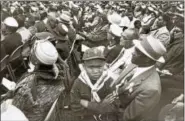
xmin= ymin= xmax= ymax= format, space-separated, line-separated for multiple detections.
xmin=158 ymin=38 xmax=184 ymax=75
xmin=118 ymin=66 xmax=161 ymax=121
xmin=83 ymin=23 xmax=109 ymax=47
xmin=12 ymin=69 xmax=65 ymax=121
xmin=104 ymin=45 xmax=124 ymax=64
xmin=2 ymin=32 xmax=22 ymax=55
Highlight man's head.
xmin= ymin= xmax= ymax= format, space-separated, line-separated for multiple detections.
xmin=134 ymin=20 xmax=141 ymax=29
xmin=83 ymin=47 xmax=106 ymax=81
xmin=47 ymin=16 xmax=57 ymax=29
xmin=132 ymin=35 xmax=166 ymax=67
xmin=3 ymin=17 xmax=18 ymax=34
xmin=155 ymin=14 xmax=168 ymax=28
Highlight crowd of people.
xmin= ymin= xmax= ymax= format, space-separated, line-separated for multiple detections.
xmin=0 ymin=1 xmax=184 ymax=121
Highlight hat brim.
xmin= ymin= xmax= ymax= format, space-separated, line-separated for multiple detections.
xmin=133 ymin=40 xmax=165 ymax=63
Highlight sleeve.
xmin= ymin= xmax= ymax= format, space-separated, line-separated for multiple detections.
xmin=70 ymin=80 xmax=95 ymax=116
xmin=85 ymin=28 xmax=107 ymax=42
xmin=90 ymin=16 xmax=99 ymax=27
xmin=12 ymin=77 xmax=35 ymax=111
xmin=122 ymin=89 xmax=160 ymax=121
xmin=87 ymin=80 xmax=118 ymax=114
xmin=87 ymin=101 xmax=118 ymax=114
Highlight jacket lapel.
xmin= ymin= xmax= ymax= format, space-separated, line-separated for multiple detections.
xmin=128 ymin=66 xmax=156 ymax=89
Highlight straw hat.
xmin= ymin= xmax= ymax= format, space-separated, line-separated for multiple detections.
xmin=133 ymin=35 xmax=166 ymax=63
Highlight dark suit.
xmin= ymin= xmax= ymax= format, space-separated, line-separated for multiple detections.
xmin=117 ymin=66 xmax=161 ymax=121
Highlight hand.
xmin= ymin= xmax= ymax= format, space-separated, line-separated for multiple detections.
xmin=170 ymin=102 xmax=184 ymax=113
xmin=102 ymin=93 xmax=116 ymax=104
xmin=80 ymin=99 xmax=89 ymax=108
xmin=172 ymin=94 xmax=184 ymax=104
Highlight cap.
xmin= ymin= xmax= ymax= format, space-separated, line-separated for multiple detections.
xmin=82 ymin=47 xmax=105 ymax=61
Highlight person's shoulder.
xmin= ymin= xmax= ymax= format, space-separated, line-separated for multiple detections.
xmin=71 ymin=78 xmax=85 ymax=89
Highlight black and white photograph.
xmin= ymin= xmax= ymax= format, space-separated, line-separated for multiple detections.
xmin=0 ymin=1 xmax=184 ymax=121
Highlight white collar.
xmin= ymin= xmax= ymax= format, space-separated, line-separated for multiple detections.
xmin=132 ymin=65 xmax=154 ymax=79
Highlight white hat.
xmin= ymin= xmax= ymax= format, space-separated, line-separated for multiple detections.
xmin=119 ymin=16 xmax=130 ymax=27
xmin=58 ymin=13 xmax=71 ymax=24
xmin=4 ymin=17 xmax=18 ymax=28
xmin=31 ymin=6 xmax=39 ymax=12
xmin=148 ymin=7 xmax=154 ymax=12
xmin=107 ymin=13 xmax=122 ymax=26
xmin=1 ymin=100 xmax=29 ymax=121
xmin=133 ymin=35 xmax=166 ymax=63
xmin=110 ymin=24 xmax=122 ymax=37
xmin=34 ymin=40 xmax=58 ymax=65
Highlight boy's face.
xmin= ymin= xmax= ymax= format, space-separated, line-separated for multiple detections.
xmin=84 ymin=59 xmax=105 ymax=81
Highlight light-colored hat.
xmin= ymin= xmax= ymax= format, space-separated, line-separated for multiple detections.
xmin=31 ymin=6 xmax=39 ymax=12
xmin=148 ymin=7 xmax=154 ymax=12
xmin=4 ymin=17 xmax=18 ymax=28
xmin=133 ymin=35 xmax=166 ymax=63
xmin=34 ymin=40 xmax=58 ymax=65
xmin=107 ymin=13 xmax=122 ymax=26
xmin=109 ymin=24 xmax=122 ymax=37
xmin=82 ymin=47 xmax=105 ymax=61
xmin=58 ymin=13 xmax=71 ymax=24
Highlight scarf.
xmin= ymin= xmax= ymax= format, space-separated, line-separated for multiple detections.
xmin=78 ymin=69 xmax=109 ymax=102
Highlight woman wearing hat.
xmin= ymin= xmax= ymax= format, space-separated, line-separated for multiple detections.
xmin=10 ymin=40 xmax=65 ymax=121
xmin=104 ymin=24 xmax=124 ymax=64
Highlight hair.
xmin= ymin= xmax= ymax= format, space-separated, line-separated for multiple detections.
xmin=12 ymin=8 xmax=23 ymax=17
xmin=15 ymin=14 xmax=25 ymax=27
xmin=28 ymin=16 xmax=35 ymax=26
xmin=40 ymin=11 xmax=47 ymax=20
xmin=134 ymin=20 xmax=141 ymax=28
xmin=6 ymin=25 xmax=18 ymax=33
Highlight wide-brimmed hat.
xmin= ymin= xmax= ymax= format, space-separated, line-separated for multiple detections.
xmin=4 ymin=17 xmax=18 ymax=28
xmin=57 ymin=13 xmax=71 ymax=25
xmin=133 ymin=35 xmax=166 ymax=63
xmin=57 ymin=23 xmax=68 ymax=35
xmin=34 ymin=40 xmax=58 ymax=65
xmin=107 ymin=13 xmax=122 ymax=26
xmin=82 ymin=47 xmax=105 ymax=61
xmin=109 ymin=24 xmax=122 ymax=37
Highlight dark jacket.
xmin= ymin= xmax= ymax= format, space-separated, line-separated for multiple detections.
xmin=35 ymin=21 xmax=46 ymax=32
xmin=104 ymin=45 xmax=124 ymax=64
xmin=2 ymin=32 xmax=22 ymax=55
xmin=12 ymin=69 xmax=65 ymax=121
xmin=158 ymin=38 xmax=184 ymax=75
xmin=70 ymin=78 xmax=118 ymax=121
xmin=83 ymin=23 xmax=109 ymax=47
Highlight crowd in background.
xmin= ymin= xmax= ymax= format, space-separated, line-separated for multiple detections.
xmin=0 ymin=1 xmax=184 ymax=121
